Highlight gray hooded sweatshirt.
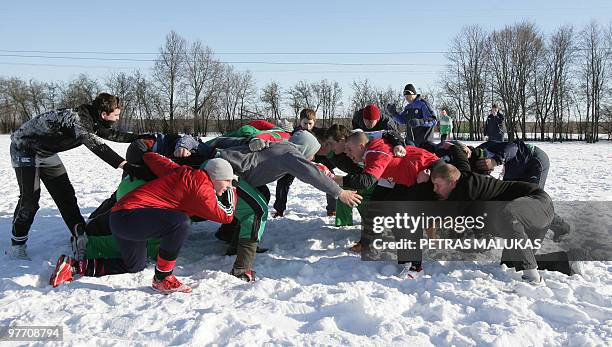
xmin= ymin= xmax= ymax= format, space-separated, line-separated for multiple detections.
xmin=220 ymin=141 xmax=342 ymax=198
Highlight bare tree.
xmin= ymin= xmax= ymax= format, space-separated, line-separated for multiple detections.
xmin=60 ymin=74 xmax=100 ymax=108
xmin=578 ymin=21 xmax=609 ymax=142
xmin=183 ymin=40 xmax=223 ymax=135
xmin=105 ymin=72 xmax=136 ymax=131
xmin=132 ymin=70 xmax=161 ymax=133
xmin=261 ymin=81 xmax=282 ymax=121
xmin=489 ymin=22 xmax=543 ymax=140
xmin=313 ymin=79 xmax=343 ymax=127
xmin=445 ymin=25 xmax=489 ymax=140
xmin=349 ymin=79 xmax=377 ymax=113
xmin=153 ymin=30 xmax=187 ymax=133
xmin=219 ymin=67 xmax=256 ymax=132
xmin=287 ymin=80 xmax=317 ymax=124
xmin=549 ymin=25 xmax=575 ymax=141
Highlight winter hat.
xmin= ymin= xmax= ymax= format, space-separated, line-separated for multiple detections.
xmin=201 ymin=158 xmax=238 ymax=181
xmin=277 ymin=119 xmax=294 ymax=133
xmin=289 ymin=130 xmax=321 ymax=159
xmin=403 ymin=84 xmax=417 ymax=96
xmin=362 ymin=104 xmax=381 ymax=121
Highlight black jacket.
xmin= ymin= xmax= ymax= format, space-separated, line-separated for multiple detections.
xmin=11 ymin=104 xmax=140 ymax=168
xmin=447 ymin=145 xmax=542 ymax=201
xmin=484 ymin=113 xmax=506 ymax=141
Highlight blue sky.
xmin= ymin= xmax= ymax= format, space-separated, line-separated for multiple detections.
xmin=1 ymin=0 xmax=610 ymax=103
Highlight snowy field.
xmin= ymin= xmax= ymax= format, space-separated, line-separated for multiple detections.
xmin=0 ymin=134 xmax=610 ymax=346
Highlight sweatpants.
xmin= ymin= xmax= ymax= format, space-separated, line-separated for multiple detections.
xmin=495 ymin=191 xmax=554 ymax=270
xmin=109 ymin=208 xmax=190 ymax=274
xmin=10 ymin=143 xmax=85 ymax=245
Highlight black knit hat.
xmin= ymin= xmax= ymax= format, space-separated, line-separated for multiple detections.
xmin=403 ymin=84 xmax=417 ymax=96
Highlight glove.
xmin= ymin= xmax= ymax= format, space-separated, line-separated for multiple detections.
xmin=231 ymin=269 xmax=256 ymax=282
xmin=218 ymin=187 xmax=236 ymax=213
xmin=423 ymin=118 xmax=438 ymax=127
xmin=248 ymin=138 xmax=270 ymax=152
xmin=386 ymin=103 xmax=397 ymax=115
xmin=314 ymin=163 xmax=335 ymax=178
xmin=122 ymin=163 xmax=157 ymax=181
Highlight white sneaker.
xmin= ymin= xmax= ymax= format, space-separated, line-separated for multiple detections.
xmin=71 ymin=224 xmax=88 ymax=261
xmin=5 ymin=244 xmax=31 ymax=260
xmin=71 ymin=233 xmax=88 ymax=261
xmin=521 ymin=269 xmax=546 ymax=286
xmin=398 ymin=263 xmax=424 ymax=280
xmin=569 ymin=261 xmax=585 ymax=276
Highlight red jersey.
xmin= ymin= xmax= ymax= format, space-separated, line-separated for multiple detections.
xmin=113 ymin=152 xmax=236 ymax=224
xmin=363 ymin=138 xmax=439 ymax=186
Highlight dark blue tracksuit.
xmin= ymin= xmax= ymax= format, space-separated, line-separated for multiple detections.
xmin=476 ymin=140 xmax=570 ymax=250
xmin=476 ymin=140 xmax=549 ymax=188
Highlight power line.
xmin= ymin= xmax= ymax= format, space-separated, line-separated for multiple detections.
xmin=0 ymin=62 xmax=135 ymax=69
xmin=0 ymin=62 xmax=441 ymax=74
xmin=0 ymin=54 xmax=448 ymax=66
xmin=1 ymin=48 xmax=609 ymax=56
xmin=0 ymin=49 xmax=451 ymax=55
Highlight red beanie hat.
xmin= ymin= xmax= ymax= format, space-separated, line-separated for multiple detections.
xmin=362 ymin=104 xmax=381 ymax=121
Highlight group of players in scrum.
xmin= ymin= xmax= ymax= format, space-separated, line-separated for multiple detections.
xmin=7 ymin=91 xmax=574 ymax=294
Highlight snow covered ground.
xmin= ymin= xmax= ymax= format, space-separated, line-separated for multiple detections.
xmin=0 ymin=135 xmax=610 ymax=346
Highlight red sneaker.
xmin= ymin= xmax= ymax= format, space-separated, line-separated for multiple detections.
xmin=231 ymin=269 xmax=256 ymax=282
xmin=152 ymin=275 xmax=192 ymax=294
xmin=49 ymin=255 xmax=77 ymax=287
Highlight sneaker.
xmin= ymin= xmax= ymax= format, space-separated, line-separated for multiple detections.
xmin=521 ymin=269 xmax=546 ymax=286
xmin=550 ymin=217 xmax=571 ymax=242
xmin=349 ymin=241 xmax=362 ymax=253
xmin=5 ymin=244 xmax=31 ymax=260
xmin=71 ymin=234 xmax=88 ymax=261
xmin=569 ymin=261 xmax=586 ymax=276
xmin=273 ymin=211 xmax=284 ymax=218
xmin=152 ymin=275 xmax=192 ymax=294
xmin=568 ymin=248 xmax=587 ymax=276
xmin=521 ymin=274 xmax=546 ymax=286
xmin=231 ymin=269 xmax=256 ymax=282
xmin=398 ymin=263 xmax=424 ymax=280
xmin=49 ymin=255 xmax=77 ymax=287
xmin=327 ymin=211 xmax=336 ymax=217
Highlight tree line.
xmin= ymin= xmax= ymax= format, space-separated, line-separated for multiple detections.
xmin=1 ymin=21 xmax=611 ymax=142
xmin=439 ymin=21 xmax=612 ymax=142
